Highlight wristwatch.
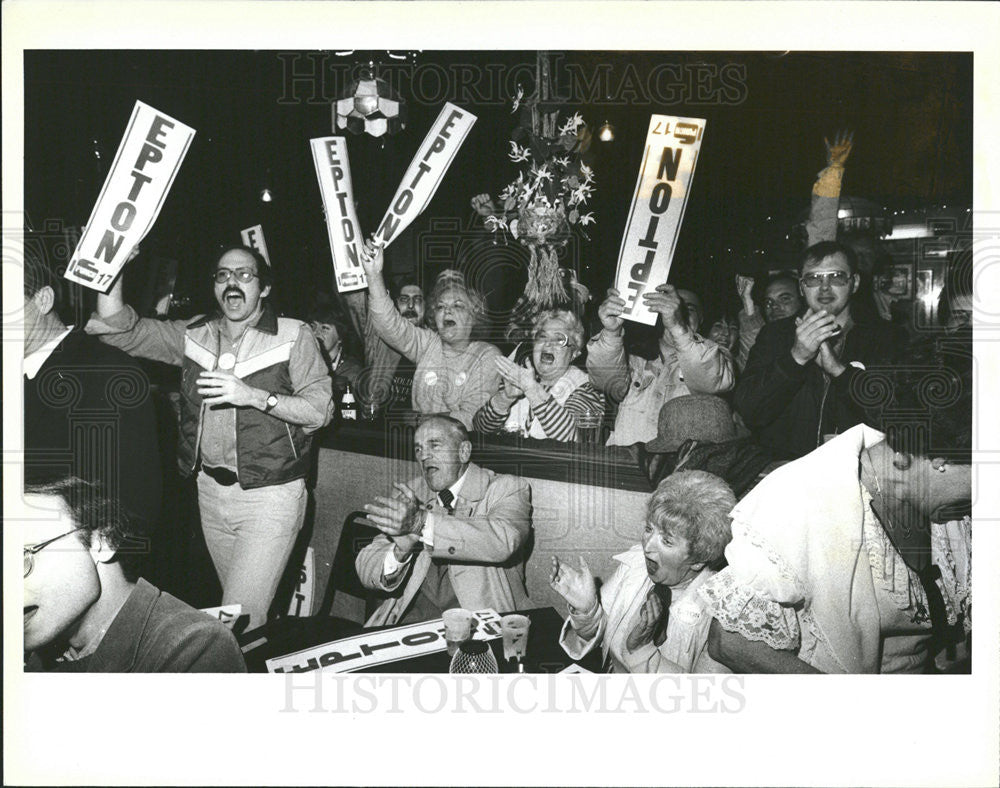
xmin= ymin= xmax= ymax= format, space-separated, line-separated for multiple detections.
xmin=264 ymin=392 xmax=279 ymax=414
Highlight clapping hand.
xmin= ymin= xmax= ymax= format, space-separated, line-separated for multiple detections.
xmin=825 ymin=129 xmax=854 ymax=168
xmin=495 ymin=355 xmax=535 ymax=399
xmin=197 ymin=370 xmax=259 ymax=408
xmin=791 ymin=308 xmax=842 ymax=365
xmin=815 ymin=338 xmax=847 ymax=377
xmin=549 ymin=555 xmax=598 ymax=614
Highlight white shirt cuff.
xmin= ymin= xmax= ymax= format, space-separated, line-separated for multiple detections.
xmin=382 ymin=546 xmax=413 ymax=582
xmin=420 ymin=510 xmax=436 ymax=548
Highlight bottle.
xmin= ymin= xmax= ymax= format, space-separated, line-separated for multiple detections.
xmin=340 ymin=385 xmax=357 ymax=421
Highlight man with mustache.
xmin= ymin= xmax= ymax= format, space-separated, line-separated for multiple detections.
xmin=87 ymin=246 xmax=333 ymax=630
xmin=355 ymin=415 xmax=531 ymax=626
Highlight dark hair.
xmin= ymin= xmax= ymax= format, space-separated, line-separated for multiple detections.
xmin=215 ymin=246 xmax=273 ymax=290
xmin=760 ymin=270 xmax=799 ymax=295
xmin=799 ymin=240 xmax=859 ymax=275
xmin=307 ymin=301 xmax=351 ymax=334
xmin=23 ymin=237 xmax=59 ymax=300
xmin=860 ymin=334 xmax=972 ymax=463
xmin=24 ymin=477 xmax=146 ymax=581
xmin=390 ymin=275 xmax=424 ymax=302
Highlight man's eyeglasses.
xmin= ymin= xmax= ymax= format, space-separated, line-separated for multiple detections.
xmin=24 ymin=528 xmax=86 ymax=578
xmin=397 ymin=295 xmax=424 ymax=307
xmin=533 ymin=330 xmax=573 ymax=348
xmin=801 ymin=271 xmax=851 ymax=288
xmin=213 ymin=268 xmax=259 ymax=284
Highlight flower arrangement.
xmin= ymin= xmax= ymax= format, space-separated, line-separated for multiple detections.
xmin=473 ymin=108 xmax=596 ymax=310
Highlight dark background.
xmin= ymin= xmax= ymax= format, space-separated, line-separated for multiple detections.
xmin=24 ymin=50 xmax=972 ymax=325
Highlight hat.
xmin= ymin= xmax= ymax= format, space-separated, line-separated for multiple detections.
xmin=645 ymin=395 xmax=737 ymax=453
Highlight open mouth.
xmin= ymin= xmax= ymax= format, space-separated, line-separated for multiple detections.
xmin=442 ymin=319 xmax=456 ymax=328
xmin=24 ymin=605 xmax=37 ymax=624
xmin=224 ymin=291 xmax=245 ymax=307
xmin=539 ymin=351 xmax=555 ymax=364
xmin=644 ymin=557 xmax=658 ymax=574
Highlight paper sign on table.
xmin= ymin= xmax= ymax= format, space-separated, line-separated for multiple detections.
xmin=200 ymin=604 xmax=242 ymax=630
xmin=614 ymin=115 xmax=706 ymax=325
xmin=373 ymin=102 xmax=476 ymax=249
xmin=65 ymin=100 xmax=195 ymax=292
xmin=240 ymin=224 xmax=271 ymax=265
xmin=266 ymin=608 xmax=503 ymax=674
xmin=311 ymin=136 xmax=367 ymax=292
xmin=287 ymin=546 xmax=315 ymax=617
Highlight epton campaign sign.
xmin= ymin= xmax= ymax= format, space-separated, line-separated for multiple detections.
xmin=64 ymin=101 xmax=195 ymax=291
xmin=374 ymin=102 xmax=476 ymax=248
xmin=240 ymin=224 xmax=271 ymax=265
xmin=266 ymin=609 xmax=503 ymax=673
xmin=614 ymin=115 xmax=706 ymax=325
xmin=311 ymin=136 xmax=367 ymax=293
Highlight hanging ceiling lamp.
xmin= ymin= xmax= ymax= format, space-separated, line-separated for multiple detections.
xmin=597 ymin=120 xmax=615 ymax=142
xmin=333 ymin=68 xmax=406 ymax=138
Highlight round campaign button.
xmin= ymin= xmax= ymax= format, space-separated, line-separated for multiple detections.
xmin=217 ymin=352 xmax=237 ymax=371
xmin=455 ymin=371 xmax=468 ymax=387
xmin=424 ymin=370 xmax=439 ymax=386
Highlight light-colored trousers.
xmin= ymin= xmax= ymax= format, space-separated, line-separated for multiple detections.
xmin=197 ymin=472 xmax=307 ymax=630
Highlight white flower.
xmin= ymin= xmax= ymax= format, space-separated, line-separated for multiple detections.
xmin=558 ymin=112 xmax=584 ymax=136
xmin=511 ymin=85 xmax=524 ymax=114
xmin=578 ymin=212 xmax=596 ymax=226
xmin=531 ymin=164 xmax=553 ymax=183
xmin=508 ymin=141 xmax=531 ymax=163
xmin=579 ymin=163 xmax=595 ymax=182
xmin=485 ymin=215 xmax=508 ymax=232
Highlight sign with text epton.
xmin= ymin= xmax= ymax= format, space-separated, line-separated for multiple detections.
xmin=614 ymin=115 xmax=706 ymax=325
xmin=64 ymin=101 xmax=195 ymax=292
xmin=311 ymin=136 xmax=367 ymax=293
xmin=309 ymin=137 xmax=368 ymax=293
xmin=240 ymin=224 xmax=271 ymax=265
xmin=266 ymin=608 xmax=503 ymax=673
xmin=373 ymin=102 xmax=477 ymax=248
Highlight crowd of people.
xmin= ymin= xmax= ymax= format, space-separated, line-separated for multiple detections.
xmin=21 ymin=129 xmax=973 ymax=676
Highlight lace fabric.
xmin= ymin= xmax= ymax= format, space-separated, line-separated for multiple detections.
xmin=931 ymin=517 xmax=972 ymax=634
xmin=699 ymin=569 xmax=801 ymax=651
xmin=860 ymin=487 xmax=929 ymax=617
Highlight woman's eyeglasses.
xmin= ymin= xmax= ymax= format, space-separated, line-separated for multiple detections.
xmin=533 ymin=330 xmax=573 ymax=348
xmin=213 ymin=268 xmax=259 ymax=284
xmin=24 ymin=528 xmax=86 ymax=578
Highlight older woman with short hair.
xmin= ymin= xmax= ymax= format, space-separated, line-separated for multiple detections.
xmin=551 ymin=470 xmax=735 ymax=673
xmin=473 ymin=309 xmax=604 ymax=441
xmin=360 ymin=242 xmax=501 ymax=429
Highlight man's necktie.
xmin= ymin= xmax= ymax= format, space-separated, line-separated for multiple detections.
xmin=438 ymin=489 xmax=455 ymax=513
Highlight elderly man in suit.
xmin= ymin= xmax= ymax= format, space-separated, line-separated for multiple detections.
xmin=356 ymin=415 xmax=532 ymax=626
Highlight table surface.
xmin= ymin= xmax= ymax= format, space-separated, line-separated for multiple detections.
xmin=240 ymin=607 xmax=601 ymax=674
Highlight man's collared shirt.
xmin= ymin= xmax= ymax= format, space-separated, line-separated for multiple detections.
xmin=23 ymin=325 xmax=73 ymax=379
xmin=381 ymin=467 xmax=470 ymax=578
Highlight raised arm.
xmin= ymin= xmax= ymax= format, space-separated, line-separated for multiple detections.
xmin=586 ymin=287 xmax=632 ymax=403
xmin=805 ymin=129 xmax=853 ymax=247
xmin=86 ymin=257 xmax=189 ymax=366
xmin=359 ymin=241 xmax=429 ymax=363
